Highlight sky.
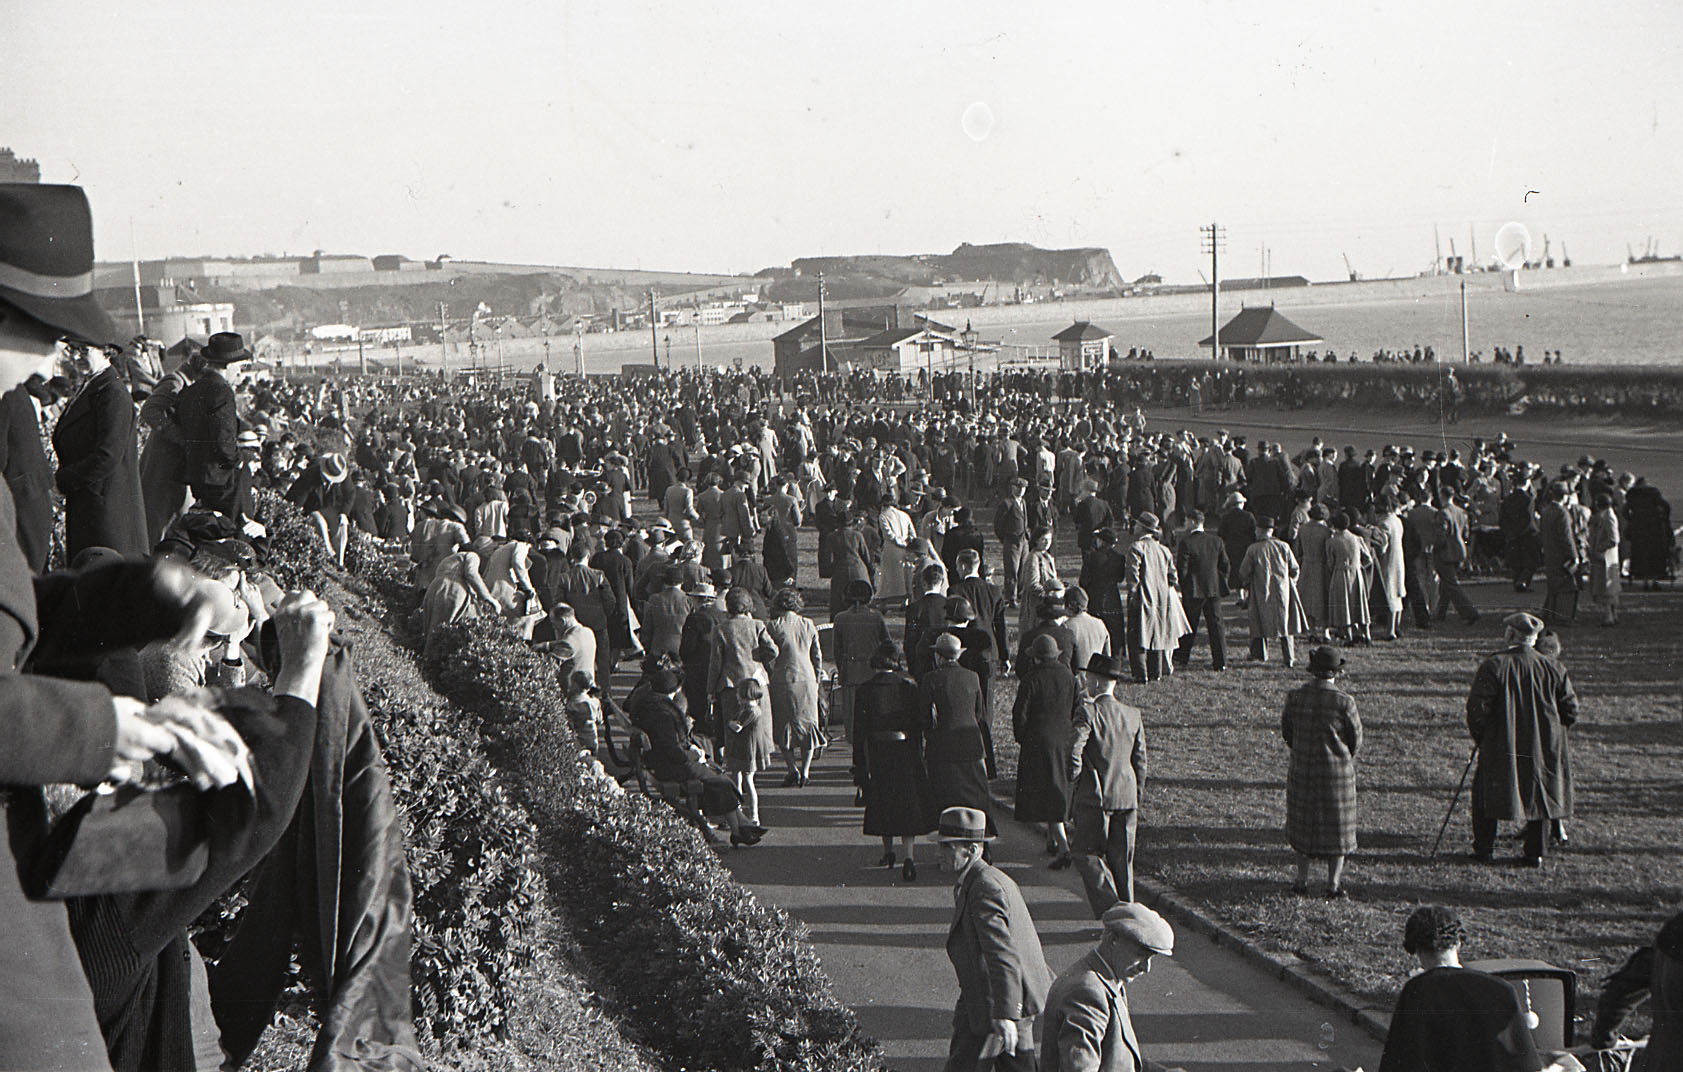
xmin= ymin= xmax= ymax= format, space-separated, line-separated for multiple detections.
xmin=6 ymin=0 xmax=1681 ymax=284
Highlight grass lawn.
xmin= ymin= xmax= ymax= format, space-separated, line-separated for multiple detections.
xmin=980 ymin=570 xmax=1682 ymax=1025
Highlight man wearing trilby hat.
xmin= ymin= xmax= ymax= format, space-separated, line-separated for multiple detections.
xmin=1040 ymin=902 xmax=1175 ymax=1072
xmin=938 ymin=805 xmax=1052 ymax=1072
xmin=0 ymin=182 xmax=275 ymax=1068
xmin=176 ymin=329 xmax=251 ymax=525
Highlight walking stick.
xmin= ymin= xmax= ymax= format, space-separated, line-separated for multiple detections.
xmin=1431 ymin=745 xmax=1479 ymax=858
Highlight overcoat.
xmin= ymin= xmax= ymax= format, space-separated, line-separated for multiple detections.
xmin=947 ymin=861 xmax=1053 ymax=1034
xmin=52 ymin=366 xmax=148 ymax=559
xmin=918 ymin=662 xmax=994 ymax=830
xmin=1281 ymin=678 xmax=1362 ymax=856
xmin=1011 ymin=656 xmax=1080 ymax=822
xmin=0 ymin=385 xmax=54 ymax=570
xmin=1294 ymin=520 xmax=1331 ymax=626
xmin=1239 ymin=537 xmax=1309 ymax=639
xmin=765 ymin=611 xmax=821 ymax=750
xmin=175 ymin=367 xmax=246 ymax=519
xmin=1039 ymin=950 xmax=1147 ymax=1072
xmin=1123 ymin=534 xmax=1189 ymax=651
xmin=851 ymin=669 xmax=936 ymax=837
xmin=1324 ymin=529 xmax=1375 ymax=628
xmin=1467 ymin=644 xmax=1579 ymax=821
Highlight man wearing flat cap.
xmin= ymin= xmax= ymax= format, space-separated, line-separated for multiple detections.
xmin=939 ymin=805 xmax=1052 ymax=1072
xmin=1041 ymin=902 xmax=1175 ymax=1072
xmin=1466 ymin=611 xmax=1579 ymax=867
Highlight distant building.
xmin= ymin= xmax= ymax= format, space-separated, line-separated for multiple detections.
xmin=1051 ymin=320 xmax=1114 ymax=370
xmin=372 ymin=254 xmax=425 ymax=272
xmin=854 ymin=324 xmax=960 ymax=375
xmin=97 ymin=285 xmax=235 ymax=343
xmin=358 ymin=325 xmax=413 ymax=344
xmin=1198 ymin=305 xmax=1323 ymax=362
xmin=300 ymin=254 xmax=374 ymax=275
xmin=0 ymin=148 xmax=40 ymax=183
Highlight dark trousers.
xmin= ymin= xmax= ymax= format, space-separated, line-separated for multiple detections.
xmin=1404 ymin=554 xmax=1435 ymax=627
xmin=1542 ymin=566 xmax=1579 ymax=626
xmin=1432 ymin=560 xmax=1480 ymax=622
xmin=999 ymin=538 xmax=1026 ymax=599
xmin=1072 ymin=804 xmax=1138 ymax=917
xmin=1174 ymin=594 xmax=1228 ymax=669
xmin=946 ymin=1010 xmax=1035 ymax=1072
xmin=1472 ymin=815 xmax=1546 ymax=861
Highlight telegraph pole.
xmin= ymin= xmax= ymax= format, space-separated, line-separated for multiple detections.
xmin=694 ymin=296 xmax=703 ymax=373
xmin=1199 ymin=223 xmax=1226 ymax=360
xmin=438 ymin=301 xmax=449 ymax=377
xmin=817 ymin=272 xmax=829 ymax=375
xmin=648 ymin=288 xmax=660 ymax=371
xmin=1460 ymin=279 xmax=1470 ymax=365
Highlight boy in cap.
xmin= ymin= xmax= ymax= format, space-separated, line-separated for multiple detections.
xmin=1040 ymin=902 xmax=1175 ymax=1072
xmin=938 ymin=805 xmax=1052 ymax=1072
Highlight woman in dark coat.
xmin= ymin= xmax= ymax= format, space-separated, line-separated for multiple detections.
xmin=1011 ymin=632 xmax=1080 ymax=867
xmin=851 ymin=641 xmax=936 ymax=881
xmin=1624 ymin=477 xmax=1674 ymax=587
xmin=1280 ymin=645 xmax=1363 ymax=897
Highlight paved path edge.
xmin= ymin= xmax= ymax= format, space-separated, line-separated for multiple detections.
xmin=984 ymin=783 xmax=1394 ymax=1047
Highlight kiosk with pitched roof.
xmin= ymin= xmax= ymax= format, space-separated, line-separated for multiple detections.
xmin=1198 ymin=306 xmax=1324 ymax=362
xmin=1051 ymin=320 xmax=1113 ymax=370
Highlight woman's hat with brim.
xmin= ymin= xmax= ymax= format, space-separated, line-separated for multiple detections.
xmin=0 ymin=184 xmax=119 ymax=346
xmin=1029 ymin=633 xmax=1061 ymax=660
xmin=936 ymin=806 xmax=994 ymax=842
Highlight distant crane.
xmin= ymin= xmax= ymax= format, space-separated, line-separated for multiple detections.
xmin=1561 ymin=242 xmax=1571 ymax=267
xmin=1342 ymin=253 xmax=1359 ymax=282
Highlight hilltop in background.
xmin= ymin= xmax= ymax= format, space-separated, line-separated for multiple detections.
xmin=92 ymin=240 xmax=1129 ymax=342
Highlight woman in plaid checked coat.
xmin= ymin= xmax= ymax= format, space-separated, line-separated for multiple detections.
xmin=1281 ymin=646 xmax=1364 ymax=897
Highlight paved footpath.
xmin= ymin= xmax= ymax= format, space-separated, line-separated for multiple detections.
xmin=717 ymin=743 xmax=1382 ymax=1072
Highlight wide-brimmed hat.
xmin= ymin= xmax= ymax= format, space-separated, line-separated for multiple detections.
xmin=1135 ymin=511 xmax=1161 ymax=532
xmin=237 ymin=429 xmax=262 ymax=450
xmin=1029 ymin=633 xmax=1061 ymax=660
xmin=1503 ymin=611 xmax=1545 ymax=639
xmin=1100 ymin=903 xmax=1174 ymax=956
xmin=1223 ymin=492 xmax=1246 ymax=509
xmin=201 ymin=332 xmax=251 ymax=367
xmin=936 ymin=806 xmax=994 ymax=843
xmin=1083 ymin=652 xmax=1128 ymax=680
xmin=684 ymin=578 xmax=717 ymax=598
xmin=1307 ymin=645 xmax=1346 ymax=675
xmin=319 ymin=452 xmax=348 ymax=484
xmin=0 ymin=184 xmax=119 ymax=346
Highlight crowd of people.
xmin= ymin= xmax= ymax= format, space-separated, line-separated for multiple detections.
xmin=0 ymin=184 xmax=419 ymax=1072
xmin=3 ymin=179 xmax=1679 ymax=1070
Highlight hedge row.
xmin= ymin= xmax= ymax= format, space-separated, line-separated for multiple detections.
xmin=247 ymin=496 xmax=659 ymax=1070
xmin=424 ymin=618 xmax=883 ymax=1072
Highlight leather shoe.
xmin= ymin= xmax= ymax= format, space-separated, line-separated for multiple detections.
xmin=730 ymin=829 xmax=763 ymax=848
xmin=877 ymin=851 xmax=896 ymax=868
xmin=902 ymin=858 xmax=917 ymax=882
xmin=1519 ymin=856 xmax=1543 ymax=869
xmin=1048 ymin=852 xmax=1073 ymax=870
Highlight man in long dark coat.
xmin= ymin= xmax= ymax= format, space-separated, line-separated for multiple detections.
xmin=1466 ymin=611 xmax=1579 ymax=867
xmin=176 ymin=332 xmax=249 ymax=523
xmin=53 ymin=346 xmax=148 ymax=559
xmin=0 ymin=383 xmax=54 ymax=570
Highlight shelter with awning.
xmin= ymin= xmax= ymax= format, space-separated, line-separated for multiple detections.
xmin=1198 ymin=306 xmax=1323 ymax=362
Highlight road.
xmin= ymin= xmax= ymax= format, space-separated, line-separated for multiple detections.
xmin=717 ymin=745 xmax=1382 ymax=1071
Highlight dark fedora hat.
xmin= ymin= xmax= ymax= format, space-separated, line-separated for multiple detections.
xmin=1307 ymin=645 xmax=1346 ymax=675
xmin=1083 ymin=652 xmax=1128 ymax=679
xmin=201 ymin=332 xmax=251 ymax=366
xmin=0 ymin=184 xmax=119 ymax=346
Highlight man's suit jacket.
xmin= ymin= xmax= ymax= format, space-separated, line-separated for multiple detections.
xmin=947 ymin=860 xmax=1053 ymax=1031
xmin=949 ymin=575 xmax=1009 ymax=665
xmin=1040 ymin=949 xmax=1145 ymax=1072
xmin=1069 ymin=695 xmax=1147 ymax=812
xmin=175 ymin=367 xmax=239 ymax=492
xmin=941 ymin=522 xmax=986 ymax=577
xmin=1175 ymin=529 xmax=1231 ymax=599
xmin=904 ymin=591 xmax=950 ymax=678
xmin=995 ymin=496 xmax=1027 ymax=541
xmin=52 ymin=366 xmax=148 ymax=558
xmin=0 ymin=386 xmax=53 ymax=571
